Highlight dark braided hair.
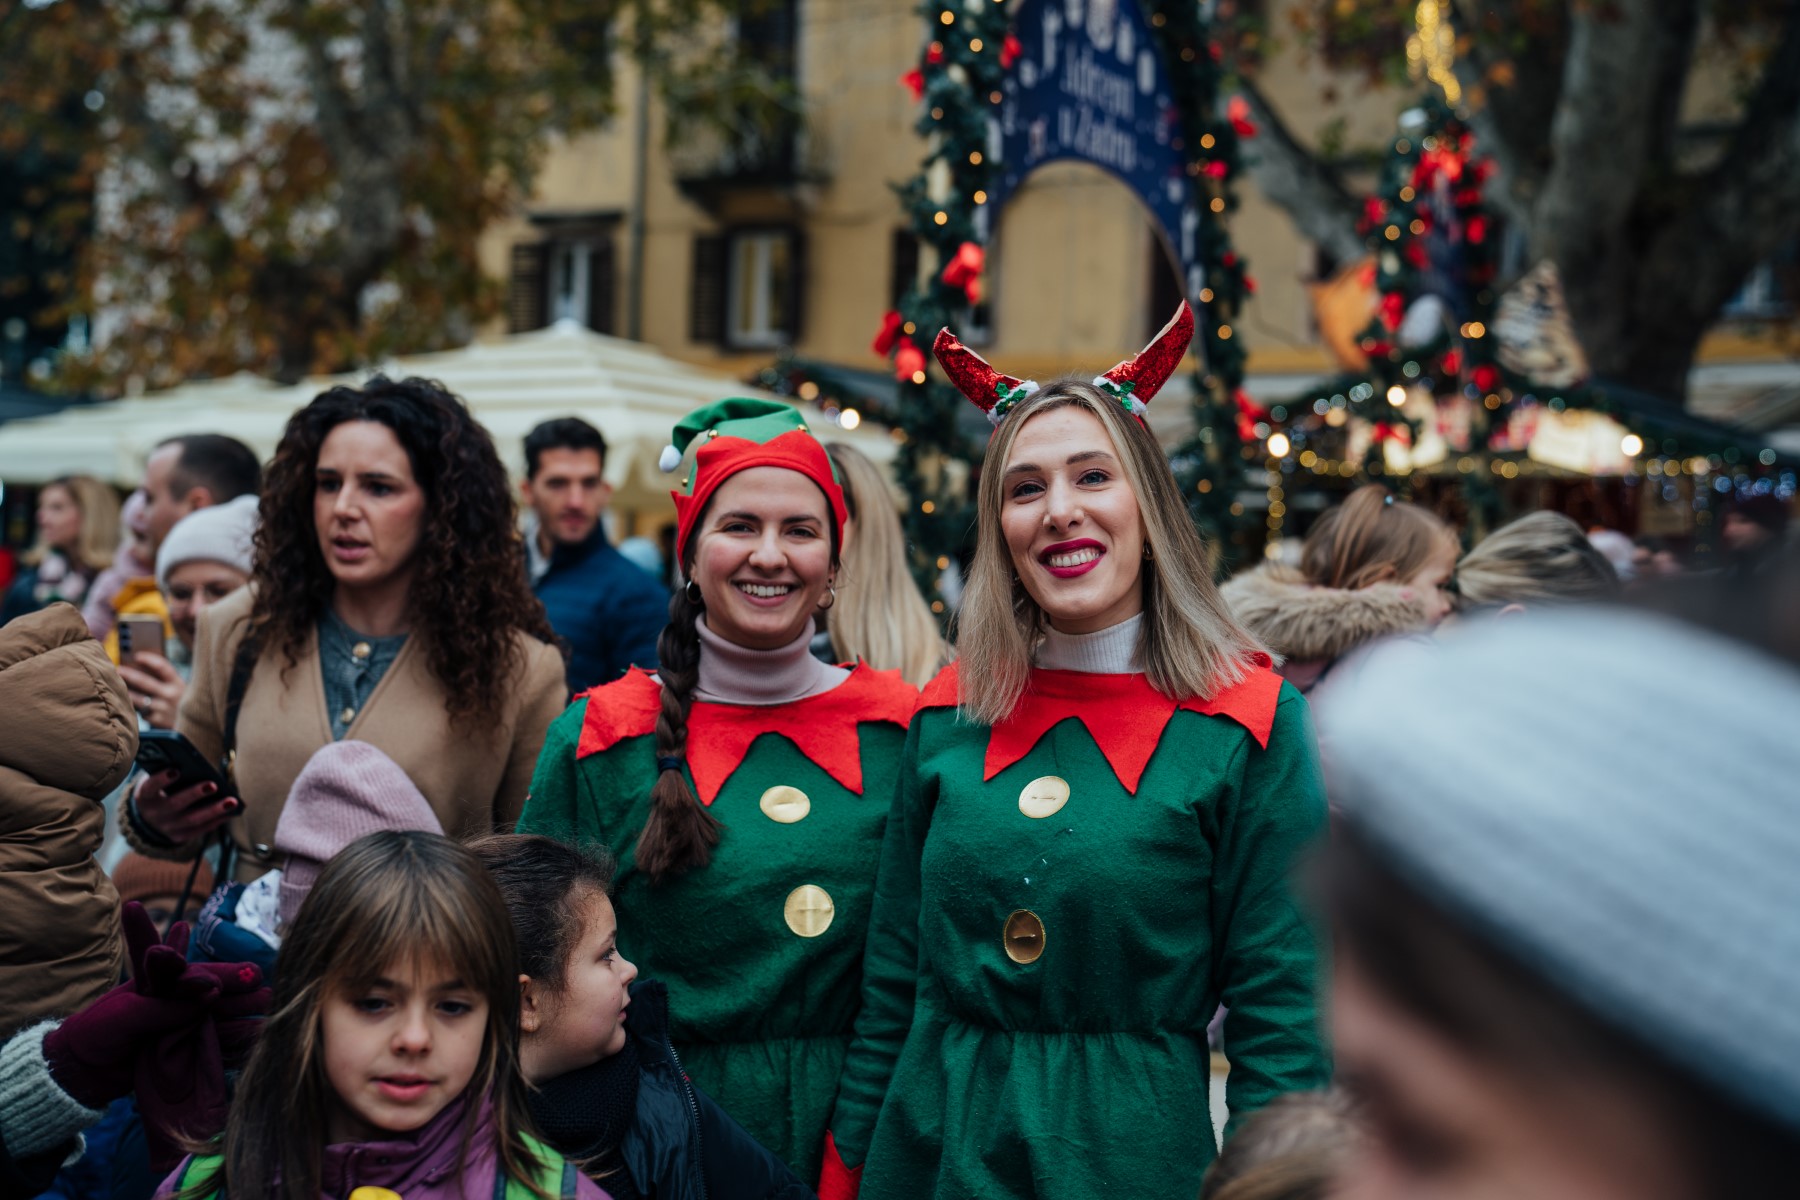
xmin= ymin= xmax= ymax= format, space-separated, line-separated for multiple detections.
xmin=634 ymin=583 xmax=722 ymax=882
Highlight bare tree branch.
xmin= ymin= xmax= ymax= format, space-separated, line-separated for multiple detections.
xmin=1448 ymin=0 xmax=1566 ymax=221
xmin=1233 ymin=76 xmax=1365 ymax=268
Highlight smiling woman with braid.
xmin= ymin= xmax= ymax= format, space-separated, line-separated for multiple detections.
xmin=518 ymin=399 xmax=918 ymax=1181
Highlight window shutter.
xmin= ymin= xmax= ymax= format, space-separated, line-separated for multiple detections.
xmin=890 ymin=229 xmax=920 ymax=308
xmin=690 ymin=234 xmax=727 ymax=346
xmin=786 ymin=227 xmax=808 ymax=344
xmin=587 ymin=238 xmax=616 ymax=335
xmin=508 ymin=242 xmax=549 ymax=333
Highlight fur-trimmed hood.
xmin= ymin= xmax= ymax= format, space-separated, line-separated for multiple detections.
xmin=1220 ymin=562 xmax=1435 ymax=664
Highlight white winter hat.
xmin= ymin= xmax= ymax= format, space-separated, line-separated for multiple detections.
xmin=155 ymin=494 xmax=259 ymax=588
xmin=1318 ymin=607 xmax=1800 ymax=1130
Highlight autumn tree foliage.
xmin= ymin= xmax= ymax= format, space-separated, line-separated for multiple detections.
xmin=1 ymin=0 xmax=625 ymax=393
xmin=1231 ymin=0 xmax=1800 ymax=404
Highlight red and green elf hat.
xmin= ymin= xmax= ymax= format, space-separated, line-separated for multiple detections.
xmin=664 ymin=398 xmax=847 ymax=566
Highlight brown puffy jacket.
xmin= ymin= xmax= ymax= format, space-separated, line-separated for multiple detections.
xmin=0 ymin=603 xmax=130 ymax=1037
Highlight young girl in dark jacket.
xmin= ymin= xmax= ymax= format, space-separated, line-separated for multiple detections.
xmin=469 ymin=835 xmax=814 ymax=1200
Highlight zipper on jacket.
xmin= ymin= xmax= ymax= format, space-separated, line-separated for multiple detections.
xmin=663 ymin=1039 xmax=709 ymax=1200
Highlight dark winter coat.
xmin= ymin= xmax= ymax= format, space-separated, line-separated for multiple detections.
xmin=531 ymin=529 xmax=667 ymax=696
xmin=530 ymin=980 xmax=815 ymax=1200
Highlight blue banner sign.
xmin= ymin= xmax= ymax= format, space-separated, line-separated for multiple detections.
xmin=987 ymin=0 xmax=1204 ymax=302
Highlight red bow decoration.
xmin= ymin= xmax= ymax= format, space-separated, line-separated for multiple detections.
xmin=1372 ymin=421 xmax=1408 ymax=445
xmin=900 ymin=68 xmax=925 ymax=102
xmin=871 ymin=310 xmax=904 ymax=357
xmin=1234 ymin=388 xmax=1269 ymax=443
xmin=1441 ymin=347 xmax=1463 ymax=377
xmin=1361 ymin=196 xmax=1387 ymax=233
xmin=895 ymin=338 xmax=927 ymax=383
xmin=1202 ymin=160 xmax=1228 ymax=179
xmin=1465 ymin=214 xmax=1489 ymax=244
xmin=925 ymin=41 xmax=945 ymax=65
xmin=1228 ymin=95 xmax=1258 ymax=138
xmin=1472 ymin=363 xmax=1501 ymax=393
xmin=940 ymin=241 xmax=985 ymax=305
xmin=1379 ymin=291 xmax=1406 ymax=332
xmin=1000 ymin=33 xmax=1022 ymax=69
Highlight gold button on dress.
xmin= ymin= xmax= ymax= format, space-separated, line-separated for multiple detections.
xmin=784 ymin=884 xmax=836 ymax=937
xmin=1017 ymin=775 xmax=1070 ymax=818
xmin=760 ymin=785 xmax=812 ymax=823
xmin=339 ymin=707 xmax=357 ymax=726
xmin=1003 ymin=909 xmax=1046 ymax=964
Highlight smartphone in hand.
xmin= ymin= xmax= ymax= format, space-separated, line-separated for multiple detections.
xmin=134 ymin=729 xmax=229 ymax=795
xmin=118 ymin=615 xmax=166 ymax=666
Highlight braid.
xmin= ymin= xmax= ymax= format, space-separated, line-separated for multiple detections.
xmin=634 ymin=585 xmax=721 ymax=883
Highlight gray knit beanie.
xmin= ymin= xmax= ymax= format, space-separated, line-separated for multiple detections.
xmin=272 ymin=741 xmax=443 ymax=931
xmin=155 ymin=494 xmax=258 ymax=589
xmin=1317 ymin=607 xmax=1800 ymax=1131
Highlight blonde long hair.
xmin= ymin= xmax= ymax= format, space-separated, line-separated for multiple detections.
xmin=1299 ymin=484 xmax=1454 ymax=590
xmin=26 ymin=475 xmax=121 ymax=572
xmin=954 ymin=381 xmax=1266 ymax=725
xmin=824 ymin=442 xmax=950 ymax=686
xmin=1452 ymin=511 xmax=1620 ymax=610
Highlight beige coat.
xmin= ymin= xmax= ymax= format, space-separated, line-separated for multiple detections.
xmin=1 ymin=604 xmax=129 ymax=1035
xmin=123 ymin=586 xmax=567 ymax=880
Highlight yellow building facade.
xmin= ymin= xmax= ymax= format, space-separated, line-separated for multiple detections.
xmin=477 ymin=0 xmax=1793 ymax=409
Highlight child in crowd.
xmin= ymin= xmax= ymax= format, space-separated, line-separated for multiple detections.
xmin=160 ymin=831 xmax=608 ymax=1200
xmin=112 ymin=853 xmax=213 ymax=937
xmin=468 ymin=834 xmax=814 ymax=1200
xmin=1200 ymin=1090 xmax=1364 ymax=1200
xmin=189 ymin=740 xmax=444 ymax=977
xmin=1222 ymin=484 xmax=1459 ymax=694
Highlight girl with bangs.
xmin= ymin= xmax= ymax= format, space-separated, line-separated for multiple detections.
xmin=160 ymin=831 xmax=608 ymax=1200
xmin=822 ymin=308 xmax=1330 ymax=1200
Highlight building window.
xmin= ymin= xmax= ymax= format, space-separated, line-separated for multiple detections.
xmin=508 ymin=222 xmax=617 ymax=334
xmin=693 ymin=227 xmax=806 ymax=349
xmin=729 ymin=230 xmax=793 ymax=347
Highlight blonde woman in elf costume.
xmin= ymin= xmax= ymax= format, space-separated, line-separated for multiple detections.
xmin=519 ymin=398 xmax=918 ymax=1180
xmin=819 ymin=306 xmax=1331 ymax=1200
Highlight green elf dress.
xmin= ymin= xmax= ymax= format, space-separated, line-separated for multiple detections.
xmin=521 ymin=654 xmax=916 ymax=1181
xmin=821 ymin=618 xmax=1330 ymax=1199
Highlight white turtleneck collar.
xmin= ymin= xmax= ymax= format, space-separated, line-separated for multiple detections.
xmin=693 ymin=616 xmax=849 ymax=705
xmin=1036 ymin=612 xmax=1144 ymax=674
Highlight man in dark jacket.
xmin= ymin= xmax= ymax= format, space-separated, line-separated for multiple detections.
xmin=522 ymin=418 xmax=667 ymax=695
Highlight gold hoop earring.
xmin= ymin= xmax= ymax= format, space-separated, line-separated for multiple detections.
xmin=818 ymin=584 xmax=837 ymax=611
xmin=684 ymin=580 xmax=704 ymax=605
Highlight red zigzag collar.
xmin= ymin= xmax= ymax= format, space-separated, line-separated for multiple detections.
xmin=576 ymin=664 xmax=915 ymax=804
xmin=917 ymin=659 xmax=1284 ymax=794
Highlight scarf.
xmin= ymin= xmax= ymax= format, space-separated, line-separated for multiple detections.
xmin=527 ymin=1039 xmax=643 ymax=1200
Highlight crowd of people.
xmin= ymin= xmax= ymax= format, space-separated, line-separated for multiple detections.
xmin=2 ymin=300 xmax=1797 ymax=1200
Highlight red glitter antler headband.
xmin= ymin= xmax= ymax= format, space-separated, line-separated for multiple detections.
xmin=932 ymin=301 xmax=1195 ymax=426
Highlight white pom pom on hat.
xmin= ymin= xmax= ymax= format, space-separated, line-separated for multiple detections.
xmin=658 ymin=444 xmax=683 ymax=473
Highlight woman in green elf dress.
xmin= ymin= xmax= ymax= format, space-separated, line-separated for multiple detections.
xmin=820 ymin=306 xmax=1330 ymax=1200
xmin=519 ymin=399 xmax=918 ymax=1180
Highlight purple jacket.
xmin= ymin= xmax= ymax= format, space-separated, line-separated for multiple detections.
xmin=155 ymin=1092 xmax=610 ymax=1199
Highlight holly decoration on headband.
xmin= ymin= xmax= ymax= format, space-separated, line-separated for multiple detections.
xmin=933 ymin=302 xmax=1195 ymax=427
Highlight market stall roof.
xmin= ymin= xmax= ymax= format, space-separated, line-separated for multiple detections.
xmin=0 ymin=322 xmax=896 ymax=511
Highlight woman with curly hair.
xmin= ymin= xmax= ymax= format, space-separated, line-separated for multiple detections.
xmin=123 ymin=376 xmax=565 ymax=883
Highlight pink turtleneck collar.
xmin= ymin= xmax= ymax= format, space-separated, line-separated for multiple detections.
xmin=694 ymin=616 xmax=849 ymax=706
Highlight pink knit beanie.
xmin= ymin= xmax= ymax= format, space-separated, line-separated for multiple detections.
xmin=273 ymin=741 xmax=443 ymax=931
